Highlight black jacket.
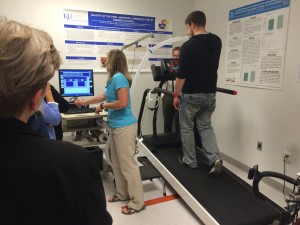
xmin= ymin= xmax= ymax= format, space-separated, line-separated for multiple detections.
xmin=0 ymin=117 xmax=112 ymax=225
xmin=51 ymin=85 xmax=69 ymax=140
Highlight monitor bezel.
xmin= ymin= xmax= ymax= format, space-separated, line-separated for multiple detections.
xmin=58 ymin=69 xmax=94 ymax=97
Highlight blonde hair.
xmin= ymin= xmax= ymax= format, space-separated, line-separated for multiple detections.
xmin=106 ymin=49 xmax=132 ymax=86
xmin=0 ymin=17 xmax=61 ymax=117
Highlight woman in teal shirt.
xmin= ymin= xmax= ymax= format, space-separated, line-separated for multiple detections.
xmin=75 ymin=49 xmax=145 ymax=215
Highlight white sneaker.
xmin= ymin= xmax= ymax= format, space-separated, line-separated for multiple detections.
xmin=209 ymin=159 xmax=222 ymax=176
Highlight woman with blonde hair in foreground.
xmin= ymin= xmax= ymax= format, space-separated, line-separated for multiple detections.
xmin=0 ymin=17 xmax=112 ymax=225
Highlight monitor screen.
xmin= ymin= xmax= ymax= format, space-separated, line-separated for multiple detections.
xmin=58 ymin=69 xmax=94 ymax=97
xmin=151 ymin=58 xmax=179 ymax=81
xmin=161 ymin=58 xmax=179 ymax=75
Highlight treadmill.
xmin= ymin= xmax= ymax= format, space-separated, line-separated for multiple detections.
xmin=136 ymin=59 xmax=286 ymax=225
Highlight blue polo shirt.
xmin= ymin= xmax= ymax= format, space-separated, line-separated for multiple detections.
xmin=105 ymin=72 xmax=136 ymax=128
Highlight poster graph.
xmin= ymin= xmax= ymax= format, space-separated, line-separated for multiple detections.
xmin=225 ymin=0 xmax=290 ymax=90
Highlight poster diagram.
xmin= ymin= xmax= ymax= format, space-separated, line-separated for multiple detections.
xmin=225 ymin=0 xmax=290 ymax=90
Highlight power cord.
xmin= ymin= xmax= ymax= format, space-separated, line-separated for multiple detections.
xmin=283 ymin=154 xmax=291 ymax=212
xmin=130 ymin=45 xmax=137 ymax=77
xmin=134 ymin=139 xmax=139 ymax=155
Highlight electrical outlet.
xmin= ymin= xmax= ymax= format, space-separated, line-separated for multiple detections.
xmin=257 ymin=141 xmax=262 ymax=151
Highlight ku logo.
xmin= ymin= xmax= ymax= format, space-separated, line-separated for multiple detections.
xmin=64 ymin=13 xmax=72 ymax=20
xmin=158 ymin=19 xmax=168 ymax=30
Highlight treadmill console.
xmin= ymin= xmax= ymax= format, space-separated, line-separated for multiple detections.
xmin=151 ymin=58 xmax=179 ymax=82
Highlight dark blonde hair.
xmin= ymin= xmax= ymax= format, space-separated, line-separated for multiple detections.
xmin=0 ymin=17 xmax=61 ymax=117
xmin=106 ymin=49 xmax=132 ymax=86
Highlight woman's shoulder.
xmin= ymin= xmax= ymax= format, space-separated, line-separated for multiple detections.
xmin=112 ymin=72 xmax=128 ymax=84
xmin=113 ymin=72 xmax=125 ymax=79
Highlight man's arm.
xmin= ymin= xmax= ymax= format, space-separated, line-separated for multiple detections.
xmin=173 ymin=78 xmax=185 ymax=110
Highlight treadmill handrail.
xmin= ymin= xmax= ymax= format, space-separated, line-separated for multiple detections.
xmin=137 ymin=86 xmax=238 ymax=138
xmin=216 ymin=87 xmax=237 ymax=95
xmin=150 ymin=87 xmax=238 ymax=96
xmin=137 ymin=88 xmax=151 ymax=138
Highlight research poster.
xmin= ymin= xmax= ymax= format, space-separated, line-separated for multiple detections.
xmin=63 ymin=9 xmax=173 ymax=71
xmin=225 ymin=0 xmax=290 ymax=90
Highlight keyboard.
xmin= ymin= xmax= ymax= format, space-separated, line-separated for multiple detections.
xmin=64 ymin=107 xmax=96 ymax=114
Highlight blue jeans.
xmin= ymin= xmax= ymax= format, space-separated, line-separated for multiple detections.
xmin=179 ymin=93 xmax=221 ymax=168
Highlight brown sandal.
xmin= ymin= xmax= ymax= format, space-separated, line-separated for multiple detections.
xmin=121 ymin=205 xmax=146 ymax=215
xmin=108 ymin=195 xmax=122 ymax=202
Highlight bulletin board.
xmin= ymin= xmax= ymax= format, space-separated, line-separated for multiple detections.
xmin=63 ymin=9 xmax=173 ymax=71
xmin=224 ymin=0 xmax=290 ymax=90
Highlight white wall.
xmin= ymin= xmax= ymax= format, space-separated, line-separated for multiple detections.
xmin=3 ymin=0 xmax=298 ymax=179
xmin=0 ymin=0 xmax=195 ymax=135
xmin=195 ymin=0 xmax=300 ymax=178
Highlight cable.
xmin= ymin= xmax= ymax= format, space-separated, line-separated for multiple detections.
xmin=283 ymin=155 xmax=287 ymax=201
xmin=138 ymin=83 xmax=161 ymax=138
xmin=134 ymin=139 xmax=139 ymax=155
xmin=283 ymin=155 xmax=291 ymax=213
xmin=130 ymin=46 xmax=137 ymax=77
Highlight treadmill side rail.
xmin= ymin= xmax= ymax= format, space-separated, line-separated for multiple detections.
xmin=137 ymin=139 xmax=220 ymax=225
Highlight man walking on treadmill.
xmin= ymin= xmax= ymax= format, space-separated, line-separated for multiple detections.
xmin=173 ymin=10 xmax=222 ymax=176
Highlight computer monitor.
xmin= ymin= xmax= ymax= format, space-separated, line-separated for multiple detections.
xmin=58 ymin=69 xmax=94 ymax=97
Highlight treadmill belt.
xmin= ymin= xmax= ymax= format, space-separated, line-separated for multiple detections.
xmin=142 ymin=138 xmax=284 ymax=225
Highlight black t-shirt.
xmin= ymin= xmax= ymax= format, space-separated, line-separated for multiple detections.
xmin=177 ymin=33 xmax=222 ymax=93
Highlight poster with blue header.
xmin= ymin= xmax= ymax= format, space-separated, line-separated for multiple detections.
xmin=63 ymin=9 xmax=173 ymax=71
xmin=225 ymin=0 xmax=290 ymax=90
